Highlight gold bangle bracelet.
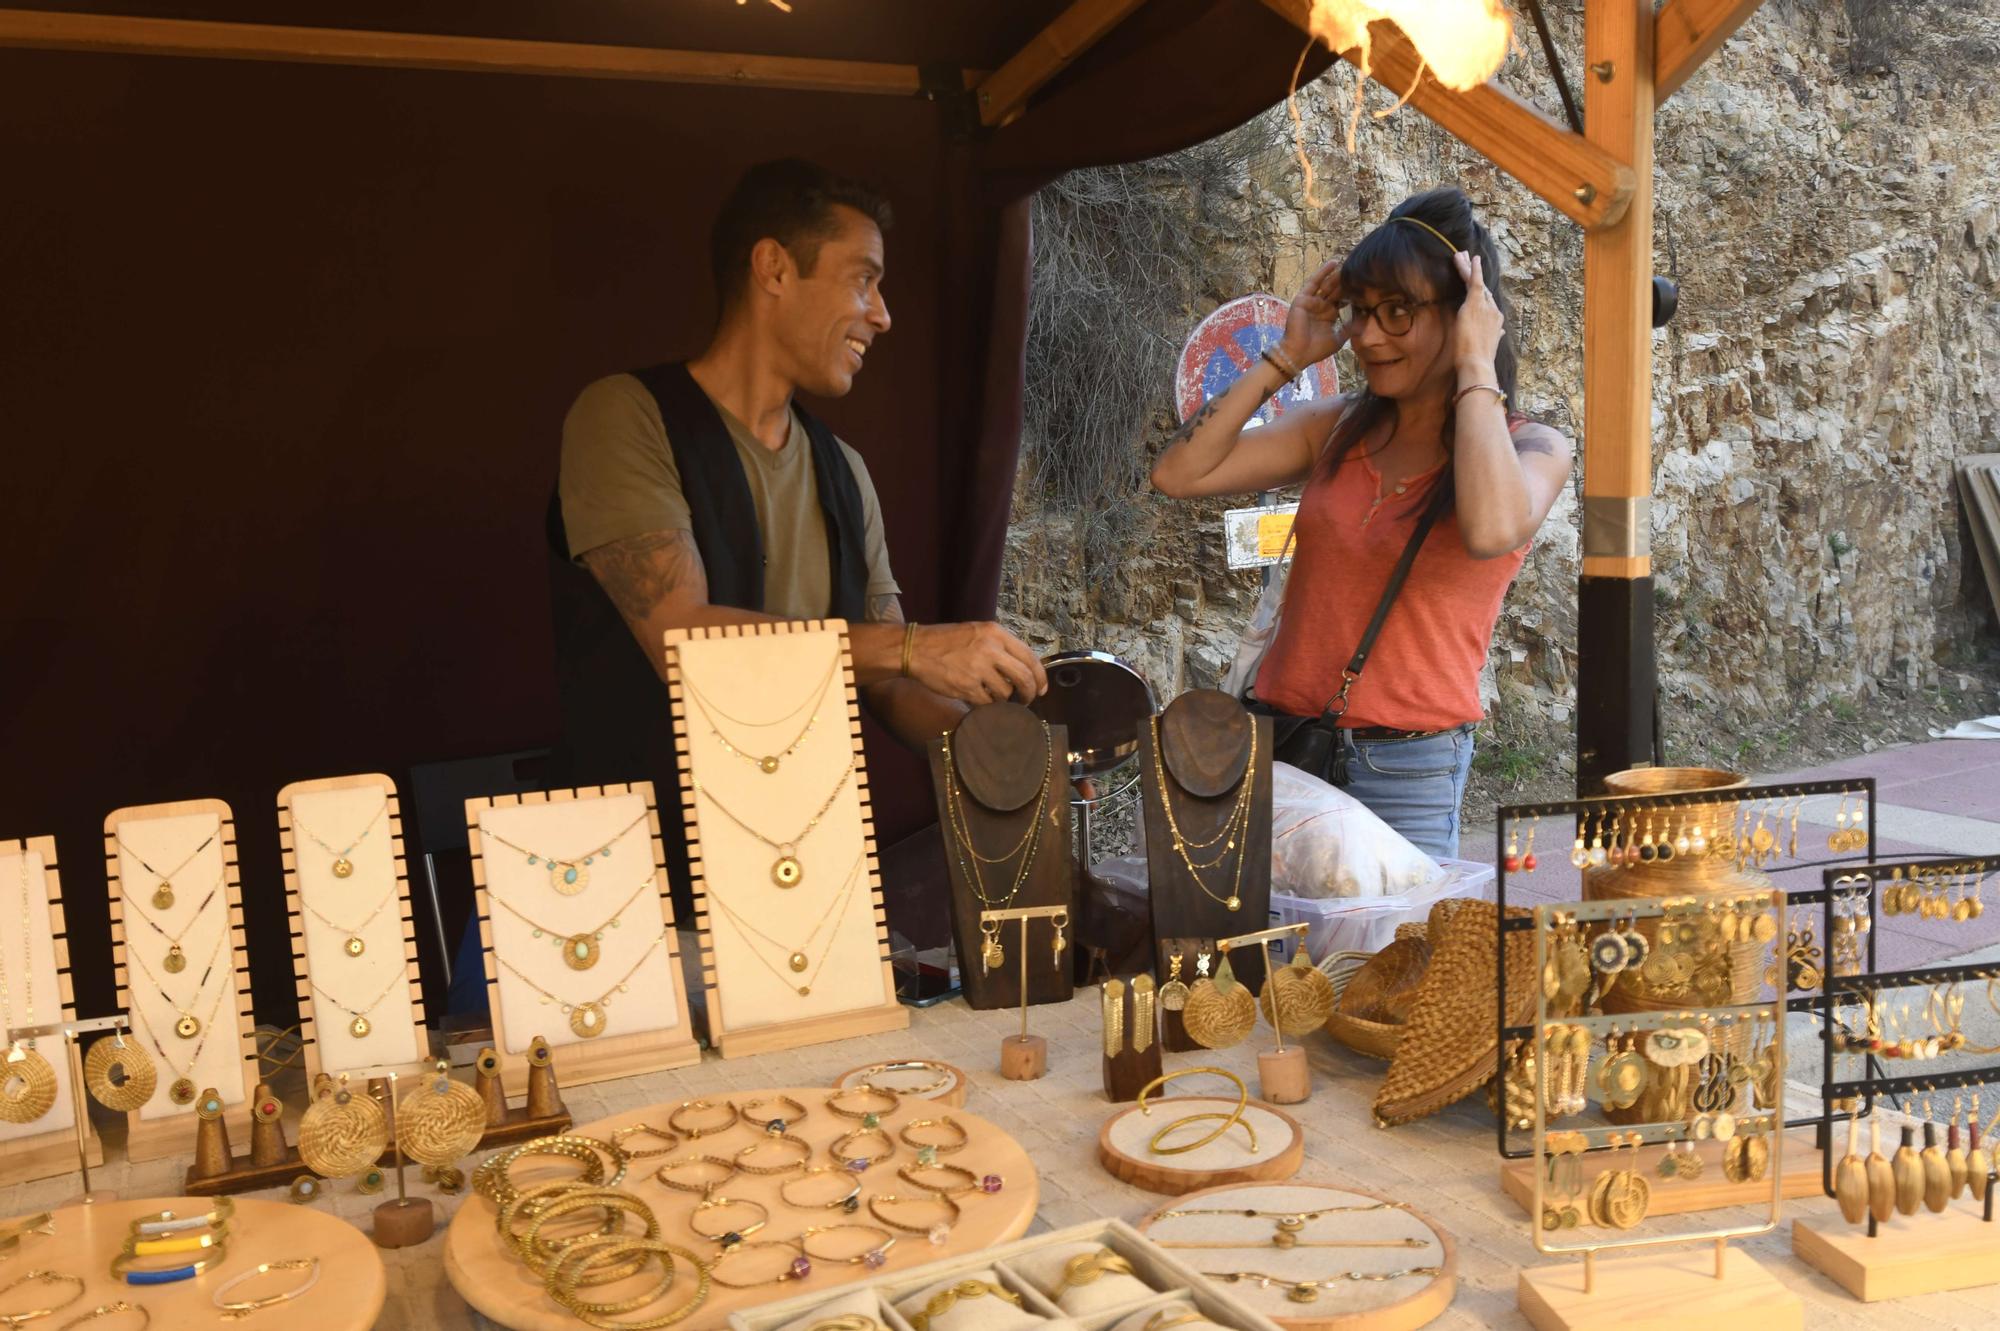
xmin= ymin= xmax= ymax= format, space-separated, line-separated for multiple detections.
xmin=1156 ymin=1237 xmax=1425 ymax=1251
xmin=0 ymin=1270 xmax=86 ymax=1322
xmin=609 ymin=1125 xmax=681 ymax=1160
xmin=896 ymin=1117 xmax=969 ymax=1157
xmin=121 ymin=1231 xmax=226 ymax=1258
xmin=654 ymin=1155 xmax=738 ymax=1195
xmin=852 ymin=1061 xmax=952 ymax=1096
xmin=798 ymin=1223 xmax=895 ymax=1268
xmin=129 ymin=1198 xmax=233 ymax=1236
xmin=825 ymin=1086 xmax=900 ymax=1121
xmin=665 ymin=1100 xmax=739 ymax=1140
xmin=1143 ymin=1311 xmax=1206 ymax=1331
xmin=807 ymin=1317 xmax=880 ymax=1331
xmin=734 ymin=1096 xmax=807 ymax=1136
xmin=733 ymin=1133 xmax=812 ymax=1176
xmin=1136 ymin=1068 xmax=1251 ymax=1155
xmin=707 ymin=1240 xmax=812 ymax=1289
xmin=1051 ymin=1248 xmax=1137 ymax=1299
xmin=688 ymin=1197 xmax=768 ymax=1249
xmin=477 ymin=1136 xmax=617 ymax=1206
xmin=58 ymin=1301 xmax=149 ymax=1331
xmin=211 ymin=1257 xmax=321 ymax=1319
xmin=901 ymin=623 xmax=918 ymax=679
xmin=907 ymin=1279 xmax=1021 ymax=1331
xmin=542 ymin=1232 xmax=677 ymax=1309
xmin=868 ymin=1193 xmax=960 ymax=1245
xmin=1149 ymin=1112 xmax=1258 ymax=1156
xmin=521 ymin=1190 xmax=659 ymax=1276
xmin=547 ymin=1238 xmax=711 ymax=1330
xmin=109 ymin=1245 xmax=230 ymax=1283
xmin=498 ymin=1180 xmax=614 ymax=1255
xmin=779 ymin=1165 xmax=863 ymax=1212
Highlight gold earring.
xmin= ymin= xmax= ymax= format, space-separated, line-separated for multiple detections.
xmin=1101 ymin=979 xmax=1126 ymax=1058
xmin=1132 ymin=974 xmax=1156 ymax=1053
xmin=393 ymin=1060 xmax=485 ymax=1169
xmin=1158 ymin=953 xmax=1189 ymax=1012
xmin=1052 ymin=910 xmax=1068 ymax=966
xmin=979 ymin=920 xmax=1003 ymax=975
xmin=83 ymin=1028 xmax=157 ymax=1113
xmin=1182 ymin=950 xmax=1255 ymax=1050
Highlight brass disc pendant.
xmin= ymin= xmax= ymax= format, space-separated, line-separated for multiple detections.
xmin=772 ymin=855 xmax=803 ymax=888
xmin=563 ymin=934 xmax=599 ymax=971
xmin=0 ymin=1048 xmax=58 ymax=1125
xmin=1226 ymin=895 xmax=1241 ymax=911
xmin=332 ymin=857 xmax=354 ymax=879
xmin=174 ymin=1013 xmax=200 ymax=1039
xmin=759 ymin=756 xmax=780 ymax=774
xmin=169 ymin=1077 xmax=197 ymax=1106
xmin=570 ymin=1003 xmax=606 ymax=1038
xmin=350 ymin=1016 xmax=372 ymax=1038
xmin=163 ymin=944 xmax=187 ymax=974
xmin=789 ymin=951 xmax=809 ymax=973
xmin=550 ymin=860 xmax=589 ymax=895
xmin=345 ymin=937 xmax=365 ymax=957
xmin=152 ymin=885 xmax=175 ymax=910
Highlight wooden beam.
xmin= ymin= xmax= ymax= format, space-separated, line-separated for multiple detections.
xmin=977 ymin=0 xmax=1151 ymax=128
xmin=1258 ymin=0 xmax=1634 ymax=231
xmin=0 ymin=8 xmax=933 ymax=96
xmin=1655 ymin=0 xmax=1767 ymax=102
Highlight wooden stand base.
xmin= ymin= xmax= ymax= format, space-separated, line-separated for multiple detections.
xmin=476 ymin=1108 xmax=576 ymax=1152
xmin=1501 ymin=1133 xmax=1824 ymax=1220
xmin=1518 ymin=1247 xmax=1802 ymax=1331
xmin=185 ymin=1150 xmax=311 ymax=1198
xmin=1256 ymin=1047 xmax=1310 ymax=1104
xmin=1793 ymin=1204 xmax=2000 ymax=1301
xmin=1098 ymin=1096 xmax=1304 ymax=1195
xmin=1000 ymin=1034 xmax=1047 ymax=1081
xmin=374 ymin=1196 xmax=437 ymax=1248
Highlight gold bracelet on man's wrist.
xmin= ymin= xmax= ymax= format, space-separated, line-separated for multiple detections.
xmin=901 ymin=623 xmax=919 ymax=679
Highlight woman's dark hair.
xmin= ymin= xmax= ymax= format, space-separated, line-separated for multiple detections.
xmin=1311 ymin=187 xmax=1519 ymax=520
xmin=710 ymin=158 xmax=893 ymax=314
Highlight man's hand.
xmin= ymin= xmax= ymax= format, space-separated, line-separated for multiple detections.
xmin=907 ymin=622 xmax=1047 ymax=705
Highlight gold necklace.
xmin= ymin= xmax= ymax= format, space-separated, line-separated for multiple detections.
xmin=939 ymin=723 xmax=1051 ymax=910
xmin=292 ymin=798 xmax=388 ymax=880
xmin=682 ymin=649 xmax=840 ymax=775
xmin=311 ymin=966 xmax=410 ymax=1038
xmin=691 ymin=759 xmax=854 ymax=887
xmin=302 ymin=877 xmax=402 ymax=960
xmin=1148 ymin=714 xmax=1257 ymax=911
xmin=497 ymin=931 xmax=664 ymax=1039
xmin=490 ymin=869 xmax=656 ymax=972
xmin=706 ymin=850 xmax=865 ymax=997
xmin=132 ymin=955 xmax=234 ymax=1105
xmin=479 ymin=809 xmax=649 ymax=895
xmin=125 ymin=927 xmax=228 ymax=1040
xmin=116 ymin=826 xmax=218 ymax=910
xmin=118 ymin=868 xmax=224 ymax=974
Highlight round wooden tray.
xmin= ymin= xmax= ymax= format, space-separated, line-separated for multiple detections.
xmin=1098 ymin=1095 xmax=1303 ymax=1195
xmin=832 ymin=1059 xmax=970 ymax=1108
xmin=1 ymin=1196 xmax=385 ymax=1331
xmin=1138 ymin=1181 xmax=1455 ymax=1331
xmin=443 ymin=1086 xmax=1038 ymax=1331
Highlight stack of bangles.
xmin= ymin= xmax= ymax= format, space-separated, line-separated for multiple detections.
xmin=111 ymin=1199 xmax=234 ymax=1287
xmin=1135 ymin=1069 xmax=1256 ymax=1156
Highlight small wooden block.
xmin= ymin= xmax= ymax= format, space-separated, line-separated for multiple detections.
xmin=374 ymin=1197 xmax=437 ymax=1249
xmin=1501 ymin=1132 xmax=1823 ymax=1219
xmin=1518 ymin=1247 xmax=1801 ymax=1331
xmin=1000 ymin=1033 xmax=1048 ymax=1081
xmin=1256 ymin=1046 xmax=1311 ymax=1104
xmin=1794 ymin=1204 xmax=2000 ymax=1301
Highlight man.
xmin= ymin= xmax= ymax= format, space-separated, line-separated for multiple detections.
xmin=546 ymin=159 xmax=1044 ymax=860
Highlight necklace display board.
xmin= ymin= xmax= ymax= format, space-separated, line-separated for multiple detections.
xmin=467 ymin=780 xmax=698 ymax=1096
xmin=928 ymin=703 xmax=1076 ymax=1010
xmin=1140 ymin=691 xmax=1274 ymax=998
xmin=0 ymin=1195 xmax=386 ymax=1328
xmin=664 ymin=620 xmax=908 ymax=1058
xmin=278 ymin=774 xmax=427 ymax=1082
xmin=104 ymin=799 xmax=257 ymax=1163
xmin=440 ymin=1084 xmax=1039 ymax=1331
xmin=0 ymin=836 xmax=104 ymax=1185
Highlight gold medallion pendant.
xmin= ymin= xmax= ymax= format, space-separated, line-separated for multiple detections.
xmin=174 ymin=1014 xmax=201 ymax=1039
xmin=332 ymin=857 xmax=354 ymax=879
xmin=760 ymin=755 xmax=781 ymax=774
xmin=773 ymin=854 xmax=803 ymax=888
xmin=152 ymin=885 xmax=175 ymax=911
xmin=789 ymin=952 xmax=809 ymax=973
xmin=1226 ymin=895 xmax=1241 ymax=911
xmin=550 ymin=860 xmax=589 ymax=895
xmin=169 ymin=1077 xmax=197 ymax=1106
xmin=345 ymin=937 xmax=365 ymax=957
xmin=350 ymin=1016 xmax=372 ymax=1039
xmin=563 ymin=935 xmax=600 ymax=971
xmin=163 ymin=944 xmax=187 ymax=974
xmin=570 ymin=1003 xmax=606 ymax=1038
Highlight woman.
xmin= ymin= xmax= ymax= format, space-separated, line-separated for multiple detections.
xmin=1151 ymin=188 xmax=1571 ymax=858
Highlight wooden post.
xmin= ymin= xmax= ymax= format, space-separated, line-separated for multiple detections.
xmin=1577 ymin=0 xmax=1658 ymax=792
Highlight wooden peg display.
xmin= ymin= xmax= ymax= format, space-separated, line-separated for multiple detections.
xmin=1101 ymin=976 xmax=1163 ymax=1102
xmin=184 ymin=1083 xmax=314 ymax=1197
xmin=187 ymin=1087 xmax=233 ymax=1184
xmin=477 ymin=1047 xmax=508 ymax=1126
xmin=928 ymin=705 xmax=1077 ymax=1010
xmin=249 ymin=1082 xmax=290 ymax=1168
xmin=1139 ymin=691 xmax=1274 ymax=996
xmin=525 ymin=1036 xmax=566 ymax=1119
xmin=471 ymin=1043 xmax=572 ymax=1151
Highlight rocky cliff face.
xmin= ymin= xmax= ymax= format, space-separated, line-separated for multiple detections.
xmin=1002 ymin=0 xmax=2000 ymax=797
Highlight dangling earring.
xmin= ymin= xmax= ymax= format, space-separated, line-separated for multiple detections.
xmin=1522 ymin=817 xmax=1540 ymax=872
xmin=1637 ymin=814 xmax=1658 ymax=864
xmin=1570 ymin=816 xmax=1590 ymax=869
xmin=979 ymin=919 xmax=1004 ymax=975
xmin=1830 ymin=797 xmax=1851 ymax=853
xmin=1051 ymin=910 xmax=1068 ymax=966
xmin=1672 ymin=815 xmax=1691 ymax=860
xmin=1505 ymin=822 xmax=1521 ymax=872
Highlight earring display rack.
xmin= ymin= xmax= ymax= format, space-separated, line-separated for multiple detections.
xmin=1793 ymin=855 xmax=2000 ymax=1301
xmin=981 ymin=903 xmax=1070 ymax=1082
xmin=0 ymin=835 xmax=104 ymax=1186
xmin=1516 ymin=889 xmax=1802 ymax=1331
xmin=1218 ymin=924 xmax=1319 ymax=1105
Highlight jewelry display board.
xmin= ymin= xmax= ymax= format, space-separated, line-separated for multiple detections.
xmin=279 ymin=773 xmax=426 ymax=1081
xmin=440 ymin=1085 xmax=1039 ymax=1331
xmin=1140 ymin=691 xmax=1274 ymax=997
xmin=928 ymin=703 xmax=1076 ymax=1010
xmin=104 ymin=798 xmax=258 ymax=1162
xmin=0 ymin=836 xmax=104 ymax=1184
xmin=664 ymin=620 xmax=907 ymax=1058
xmin=467 ymin=781 xmax=698 ymax=1096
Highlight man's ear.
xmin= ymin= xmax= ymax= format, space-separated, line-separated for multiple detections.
xmin=748 ymin=237 xmax=794 ymax=299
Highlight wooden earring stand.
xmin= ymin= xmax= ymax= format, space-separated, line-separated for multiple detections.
xmin=981 ymin=904 xmax=1069 ymax=1080
xmin=1217 ymin=924 xmax=1313 ymax=1105
xmin=372 ymin=1071 xmax=435 ymax=1250
xmin=474 ymin=1038 xmax=573 ymax=1150
xmin=1101 ymin=975 xmax=1162 ymax=1102
xmin=186 ymin=1078 xmax=307 ymax=1197
xmin=4 ymin=1015 xmax=116 ymax=1201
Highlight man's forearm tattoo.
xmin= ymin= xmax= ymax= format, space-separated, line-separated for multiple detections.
xmin=584 ymin=529 xmax=706 ymax=623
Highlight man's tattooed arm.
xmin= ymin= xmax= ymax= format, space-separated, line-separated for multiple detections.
xmin=582 ymin=529 xmax=769 ymax=682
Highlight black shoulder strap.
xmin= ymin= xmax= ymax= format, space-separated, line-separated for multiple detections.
xmin=1319 ymin=501 xmax=1443 ymax=720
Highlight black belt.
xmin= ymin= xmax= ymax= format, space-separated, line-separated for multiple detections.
xmin=1344 ymin=725 xmax=1453 ymax=742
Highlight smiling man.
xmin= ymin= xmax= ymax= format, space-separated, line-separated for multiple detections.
xmin=547 ymin=159 xmax=1043 ymax=829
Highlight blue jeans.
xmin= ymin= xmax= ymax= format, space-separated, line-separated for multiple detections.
xmin=1336 ymin=724 xmax=1476 ymax=860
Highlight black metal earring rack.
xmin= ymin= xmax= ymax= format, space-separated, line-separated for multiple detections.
xmin=1493 ymin=777 xmax=1878 ymax=1159
xmin=1816 ymin=854 xmax=2000 ymax=1237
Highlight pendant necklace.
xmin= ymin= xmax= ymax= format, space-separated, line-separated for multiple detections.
xmin=311 ymin=966 xmax=409 ymax=1039
xmin=692 ymin=758 xmax=855 ymax=887
xmin=132 ymin=968 xmax=234 ymax=1107
xmin=291 ymin=798 xmax=388 ymax=880
xmin=706 ymin=850 xmax=866 ymax=996
xmin=479 ymin=809 xmax=649 ymax=895
xmin=490 ymin=868 xmax=656 ymax=971
xmin=939 ymin=721 xmax=1052 ymax=911
xmin=1149 ymin=714 xmax=1257 ymax=912
xmin=118 ymin=868 xmax=224 ymax=974
xmin=125 ymin=928 xmax=227 ymax=1042
xmin=682 ymin=647 xmax=840 ymax=775
xmin=115 ymin=826 xmax=219 ymax=911
xmin=300 ymin=856 xmax=401 ymax=960
xmin=497 ymin=931 xmax=665 ymax=1038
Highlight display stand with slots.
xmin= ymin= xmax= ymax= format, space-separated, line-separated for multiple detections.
xmin=0 ymin=835 xmax=104 ymax=1186
xmin=468 ymin=780 xmax=698 ymax=1096
xmin=1514 ymin=890 xmax=1801 ymax=1331
xmin=279 ymin=774 xmax=428 ymax=1081
xmin=980 ymin=903 xmax=1071 ymax=1080
xmin=1140 ymin=690 xmax=1275 ymax=998
xmin=104 ymin=799 xmax=259 ymax=1163
xmin=928 ymin=701 xmax=1077 ymax=1011
xmin=1792 ymin=854 xmax=2000 ymax=1302
xmin=665 ymin=619 xmax=907 ymax=1058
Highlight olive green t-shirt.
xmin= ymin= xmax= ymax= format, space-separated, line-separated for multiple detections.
xmin=558 ymin=373 xmax=900 ymax=617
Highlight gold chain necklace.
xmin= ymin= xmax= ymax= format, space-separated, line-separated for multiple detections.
xmin=691 ymin=758 xmax=855 ymax=887
xmin=116 ymin=826 xmax=218 ymax=910
xmin=125 ymin=927 xmax=228 ymax=1040
xmin=132 ymin=969 xmax=233 ymax=1106
xmin=682 ymin=649 xmax=840 ymax=775
xmin=1149 ymin=714 xmax=1257 ymax=911
xmin=490 ymin=869 xmax=656 ymax=972
xmin=302 ymin=879 xmax=402 ymax=961
xmin=706 ymin=850 xmax=865 ymax=997
xmin=940 ymin=724 xmax=1051 ymax=909
xmin=479 ymin=809 xmax=649 ymax=895
xmin=292 ymin=798 xmax=388 ymax=880
xmin=119 ymin=868 xmax=224 ymax=974
xmin=311 ymin=966 xmax=410 ymax=1038
xmin=497 ymin=931 xmax=664 ymax=1039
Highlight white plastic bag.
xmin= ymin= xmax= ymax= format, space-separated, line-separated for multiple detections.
xmin=1220 ymin=558 xmax=1289 ymax=700
xmin=1269 ymin=761 xmax=1442 ymax=898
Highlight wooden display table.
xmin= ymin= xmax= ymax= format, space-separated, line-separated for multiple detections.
xmin=442 ymin=1086 xmax=1039 ymax=1331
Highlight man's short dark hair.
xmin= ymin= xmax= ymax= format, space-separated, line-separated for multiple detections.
xmin=710 ymin=159 xmax=893 ymax=311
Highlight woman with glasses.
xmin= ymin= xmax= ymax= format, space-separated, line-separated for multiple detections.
xmin=1150 ymin=187 xmax=1571 ymax=858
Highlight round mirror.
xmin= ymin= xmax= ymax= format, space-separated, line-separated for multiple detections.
xmin=1031 ymin=651 xmax=1156 ymax=778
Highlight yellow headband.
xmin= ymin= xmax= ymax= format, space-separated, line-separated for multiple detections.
xmin=1390 ymin=216 xmax=1458 ymax=253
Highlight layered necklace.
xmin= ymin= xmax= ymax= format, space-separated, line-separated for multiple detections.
xmin=497 ymin=931 xmax=665 ymax=1039
xmin=291 ymin=798 xmax=388 ymax=880
xmin=115 ymin=825 xmax=218 ymax=911
xmin=479 ymin=808 xmax=649 ymax=895
xmin=683 ymin=648 xmax=840 ymax=775
xmin=490 ymin=867 xmax=657 ymax=972
xmin=692 ymin=759 xmax=855 ymax=888
xmin=1148 ymin=714 xmax=1257 ymax=912
xmin=706 ymin=849 xmax=866 ymax=997
xmin=302 ymin=883 xmax=401 ymax=961
xmin=119 ymin=868 xmax=224 ymax=974
xmin=126 ymin=928 xmax=228 ymax=1041
xmin=311 ymin=966 xmax=408 ymax=1039
xmin=127 ymin=927 xmax=230 ymax=1106
xmin=939 ymin=721 xmax=1052 ymax=911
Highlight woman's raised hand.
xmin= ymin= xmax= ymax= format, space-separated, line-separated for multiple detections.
xmin=1451 ymin=251 xmax=1504 ymax=373
xmin=1279 ymin=258 xmax=1348 ymax=368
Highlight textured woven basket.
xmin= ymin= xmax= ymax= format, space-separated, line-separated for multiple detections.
xmin=1372 ymin=899 xmax=1534 ymax=1125
xmin=1325 ymin=925 xmax=1431 ymax=1061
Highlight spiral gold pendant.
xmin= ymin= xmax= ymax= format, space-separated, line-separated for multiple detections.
xmin=163 ymin=944 xmax=187 ymax=974
xmin=562 ymin=935 xmax=599 ymax=971
xmin=0 ymin=1047 xmax=58 ymax=1125
xmin=299 ymin=1084 xmax=389 ymax=1178
xmin=332 ymin=857 xmax=354 ymax=879
xmin=174 ymin=1013 xmax=201 ymax=1040
xmin=394 ymin=1071 xmax=485 ymax=1167
xmin=152 ymin=885 xmax=175 ymax=911
xmin=772 ymin=855 xmax=803 ymax=888
xmin=84 ymin=1036 xmax=158 ymax=1112
xmin=570 ymin=1003 xmax=606 ymax=1038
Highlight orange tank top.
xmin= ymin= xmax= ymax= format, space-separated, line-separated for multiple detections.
xmin=1253 ymin=436 xmax=1529 ymax=731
